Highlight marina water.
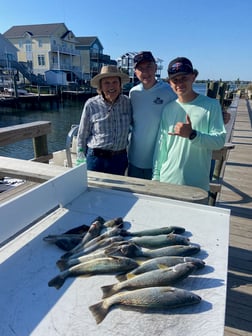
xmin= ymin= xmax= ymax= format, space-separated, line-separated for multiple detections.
xmin=0 ymin=83 xmax=207 ymax=160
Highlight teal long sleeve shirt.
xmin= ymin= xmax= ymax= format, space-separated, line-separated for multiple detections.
xmin=152 ymin=95 xmax=226 ymax=191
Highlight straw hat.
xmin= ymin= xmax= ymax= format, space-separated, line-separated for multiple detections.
xmin=91 ymin=65 xmax=130 ymax=88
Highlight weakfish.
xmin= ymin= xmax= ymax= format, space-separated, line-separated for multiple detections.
xmin=61 ymin=219 xmax=104 ymax=258
xmin=129 ymin=233 xmax=189 ymax=249
xmin=118 ymin=256 xmax=205 ymax=280
xmin=48 ymin=256 xmax=139 ymax=290
xmin=101 ymin=262 xmax=198 ymax=298
xmin=133 ymin=244 xmax=201 ymax=259
xmin=89 ymin=286 xmax=201 ymax=324
xmin=125 ymin=226 xmax=185 ymax=236
xmin=57 ymin=241 xmax=141 ymax=271
xmin=60 ymin=236 xmax=125 ymax=260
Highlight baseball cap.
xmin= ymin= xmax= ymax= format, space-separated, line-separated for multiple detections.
xmin=134 ymin=51 xmax=156 ymax=68
xmin=168 ymin=57 xmax=194 ymax=79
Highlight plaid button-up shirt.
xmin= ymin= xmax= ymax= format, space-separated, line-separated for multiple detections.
xmin=77 ymin=94 xmax=132 ymax=152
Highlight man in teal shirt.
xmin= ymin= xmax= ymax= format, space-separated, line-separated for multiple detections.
xmin=153 ymin=57 xmax=226 ymax=192
xmin=128 ymin=51 xmax=176 ymax=179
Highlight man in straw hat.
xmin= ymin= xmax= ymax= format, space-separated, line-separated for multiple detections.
xmin=77 ymin=65 xmax=132 ymax=175
xmin=153 ymin=57 xmax=226 ymax=192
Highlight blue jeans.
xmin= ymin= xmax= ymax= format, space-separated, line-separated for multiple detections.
xmin=127 ymin=163 xmax=153 ymax=180
xmin=86 ymin=148 xmax=128 ymax=175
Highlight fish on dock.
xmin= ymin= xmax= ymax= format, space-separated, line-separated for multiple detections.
xmin=83 ymin=227 xmax=127 ymax=249
xmin=60 ymin=236 xmax=125 ymax=260
xmin=63 ymin=216 xmax=104 ymax=235
xmin=133 ymin=244 xmax=201 ymax=259
xmin=89 ymin=286 xmax=201 ymax=324
xmin=120 ymin=256 xmax=205 ymax=279
xmin=57 ymin=241 xmax=142 ymax=271
xmin=48 ymin=256 xmax=139 ymax=290
xmin=43 ymin=216 xmax=106 ymax=251
xmin=125 ymin=226 xmax=185 ymax=236
xmin=60 ymin=220 xmax=106 ymax=259
xmin=101 ymin=262 xmax=198 ymax=298
xmin=129 ymin=233 xmax=189 ymax=249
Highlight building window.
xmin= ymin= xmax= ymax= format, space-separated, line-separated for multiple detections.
xmin=38 ymin=40 xmax=43 ymax=48
xmin=38 ymin=55 xmax=45 ymax=66
xmin=25 ymin=43 xmax=32 ymax=52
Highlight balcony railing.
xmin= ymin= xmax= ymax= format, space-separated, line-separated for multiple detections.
xmin=51 ymin=46 xmax=80 ymax=56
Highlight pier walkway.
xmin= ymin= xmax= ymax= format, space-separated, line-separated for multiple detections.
xmin=217 ymin=98 xmax=252 ymax=336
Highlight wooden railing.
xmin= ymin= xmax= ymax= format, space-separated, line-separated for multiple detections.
xmin=208 ymin=95 xmax=238 ymax=205
xmin=0 ymin=112 xmax=237 ymax=206
xmin=0 ymin=121 xmax=52 ymax=163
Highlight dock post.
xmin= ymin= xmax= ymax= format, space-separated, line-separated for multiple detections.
xmin=206 ymin=81 xmax=219 ymax=98
xmin=32 ymin=135 xmax=49 ymax=162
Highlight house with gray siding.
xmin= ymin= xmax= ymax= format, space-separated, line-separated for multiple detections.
xmin=75 ymin=36 xmax=116 ymax=81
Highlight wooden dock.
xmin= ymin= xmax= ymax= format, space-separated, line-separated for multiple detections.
xmin=217 ymin=98 xmax=252 ymax=335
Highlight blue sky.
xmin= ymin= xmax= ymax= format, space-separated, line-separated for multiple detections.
xmin=1 ymin=0 xmax=251 ymax=81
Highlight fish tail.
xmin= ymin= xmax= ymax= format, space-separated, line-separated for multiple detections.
xmin=89 ymin=301 xmax=108 ymax=324
xmin=48 ymin=273 xmax=66 ymax=289
xmin=101 ymin=284 xmax=116 ymax=299
xmin=56 ymin=259 xmax=68 ymax=271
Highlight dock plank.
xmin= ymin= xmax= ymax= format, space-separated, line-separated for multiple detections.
xmin=217 ymin=98 xmax=252 ymax=336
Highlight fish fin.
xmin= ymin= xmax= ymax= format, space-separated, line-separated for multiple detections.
xmin=43 ymin=235 xmax=56 ymax=243
xmin=101 ymin=284 xmax=116 ymax=299
xmin=64 ymin=224 xmax=89 ymax=235
xmin=115 ymin=274 xmax=126 ymax=281
xmin=89 ymin=301 xmax=108 ymax=324
xmin=56 ymin=259 xmax=68 ymax=271
xmin=135 ymin=259 xmax=143 ymax=265
xmin=157 ymin=263 xmax=169 ymax=270
xmin=125 ymin=273 xmax=136 ymax=280
xmin=48 ymin=274 xmax=66 ymax=290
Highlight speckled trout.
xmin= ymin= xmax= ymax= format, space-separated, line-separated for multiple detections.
xmin=129 ymin=233 xmax=189 ymax=249
xmin=89 ymin=286 xmax=201 ymax=324
xmin=48 ymin=256 xmax=139 ymax=290
xmin=126 ymin=226 xmax=185 ymax=236
xmin=134 ymin=244 xmax=200 ymax=259
xmin=101 ymin=262 xmax=198 ymax=298
xmin=56 ymin=241 xmax=141 ymax=271
xmin=61 ymin=219 xmax=104 ymax=258
xmin=124 ymin=256 xmax=205 ymax=278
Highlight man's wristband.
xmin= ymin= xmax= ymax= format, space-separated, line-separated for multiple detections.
xmin=189 ymin=129 xmax=197 ymax=140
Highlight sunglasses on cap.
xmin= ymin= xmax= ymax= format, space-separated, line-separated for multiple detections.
xmin=168 ymin=62 xmax=193 ymax=76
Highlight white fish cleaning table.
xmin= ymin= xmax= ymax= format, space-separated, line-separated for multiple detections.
xmin=0 ymin=164 xmax=230 ymax=336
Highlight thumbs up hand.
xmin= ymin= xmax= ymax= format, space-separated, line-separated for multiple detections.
xmin=186 ymin=114 xmax=192 ymax=126
xmin=168 ymin=114 xmax=193 ymax=138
